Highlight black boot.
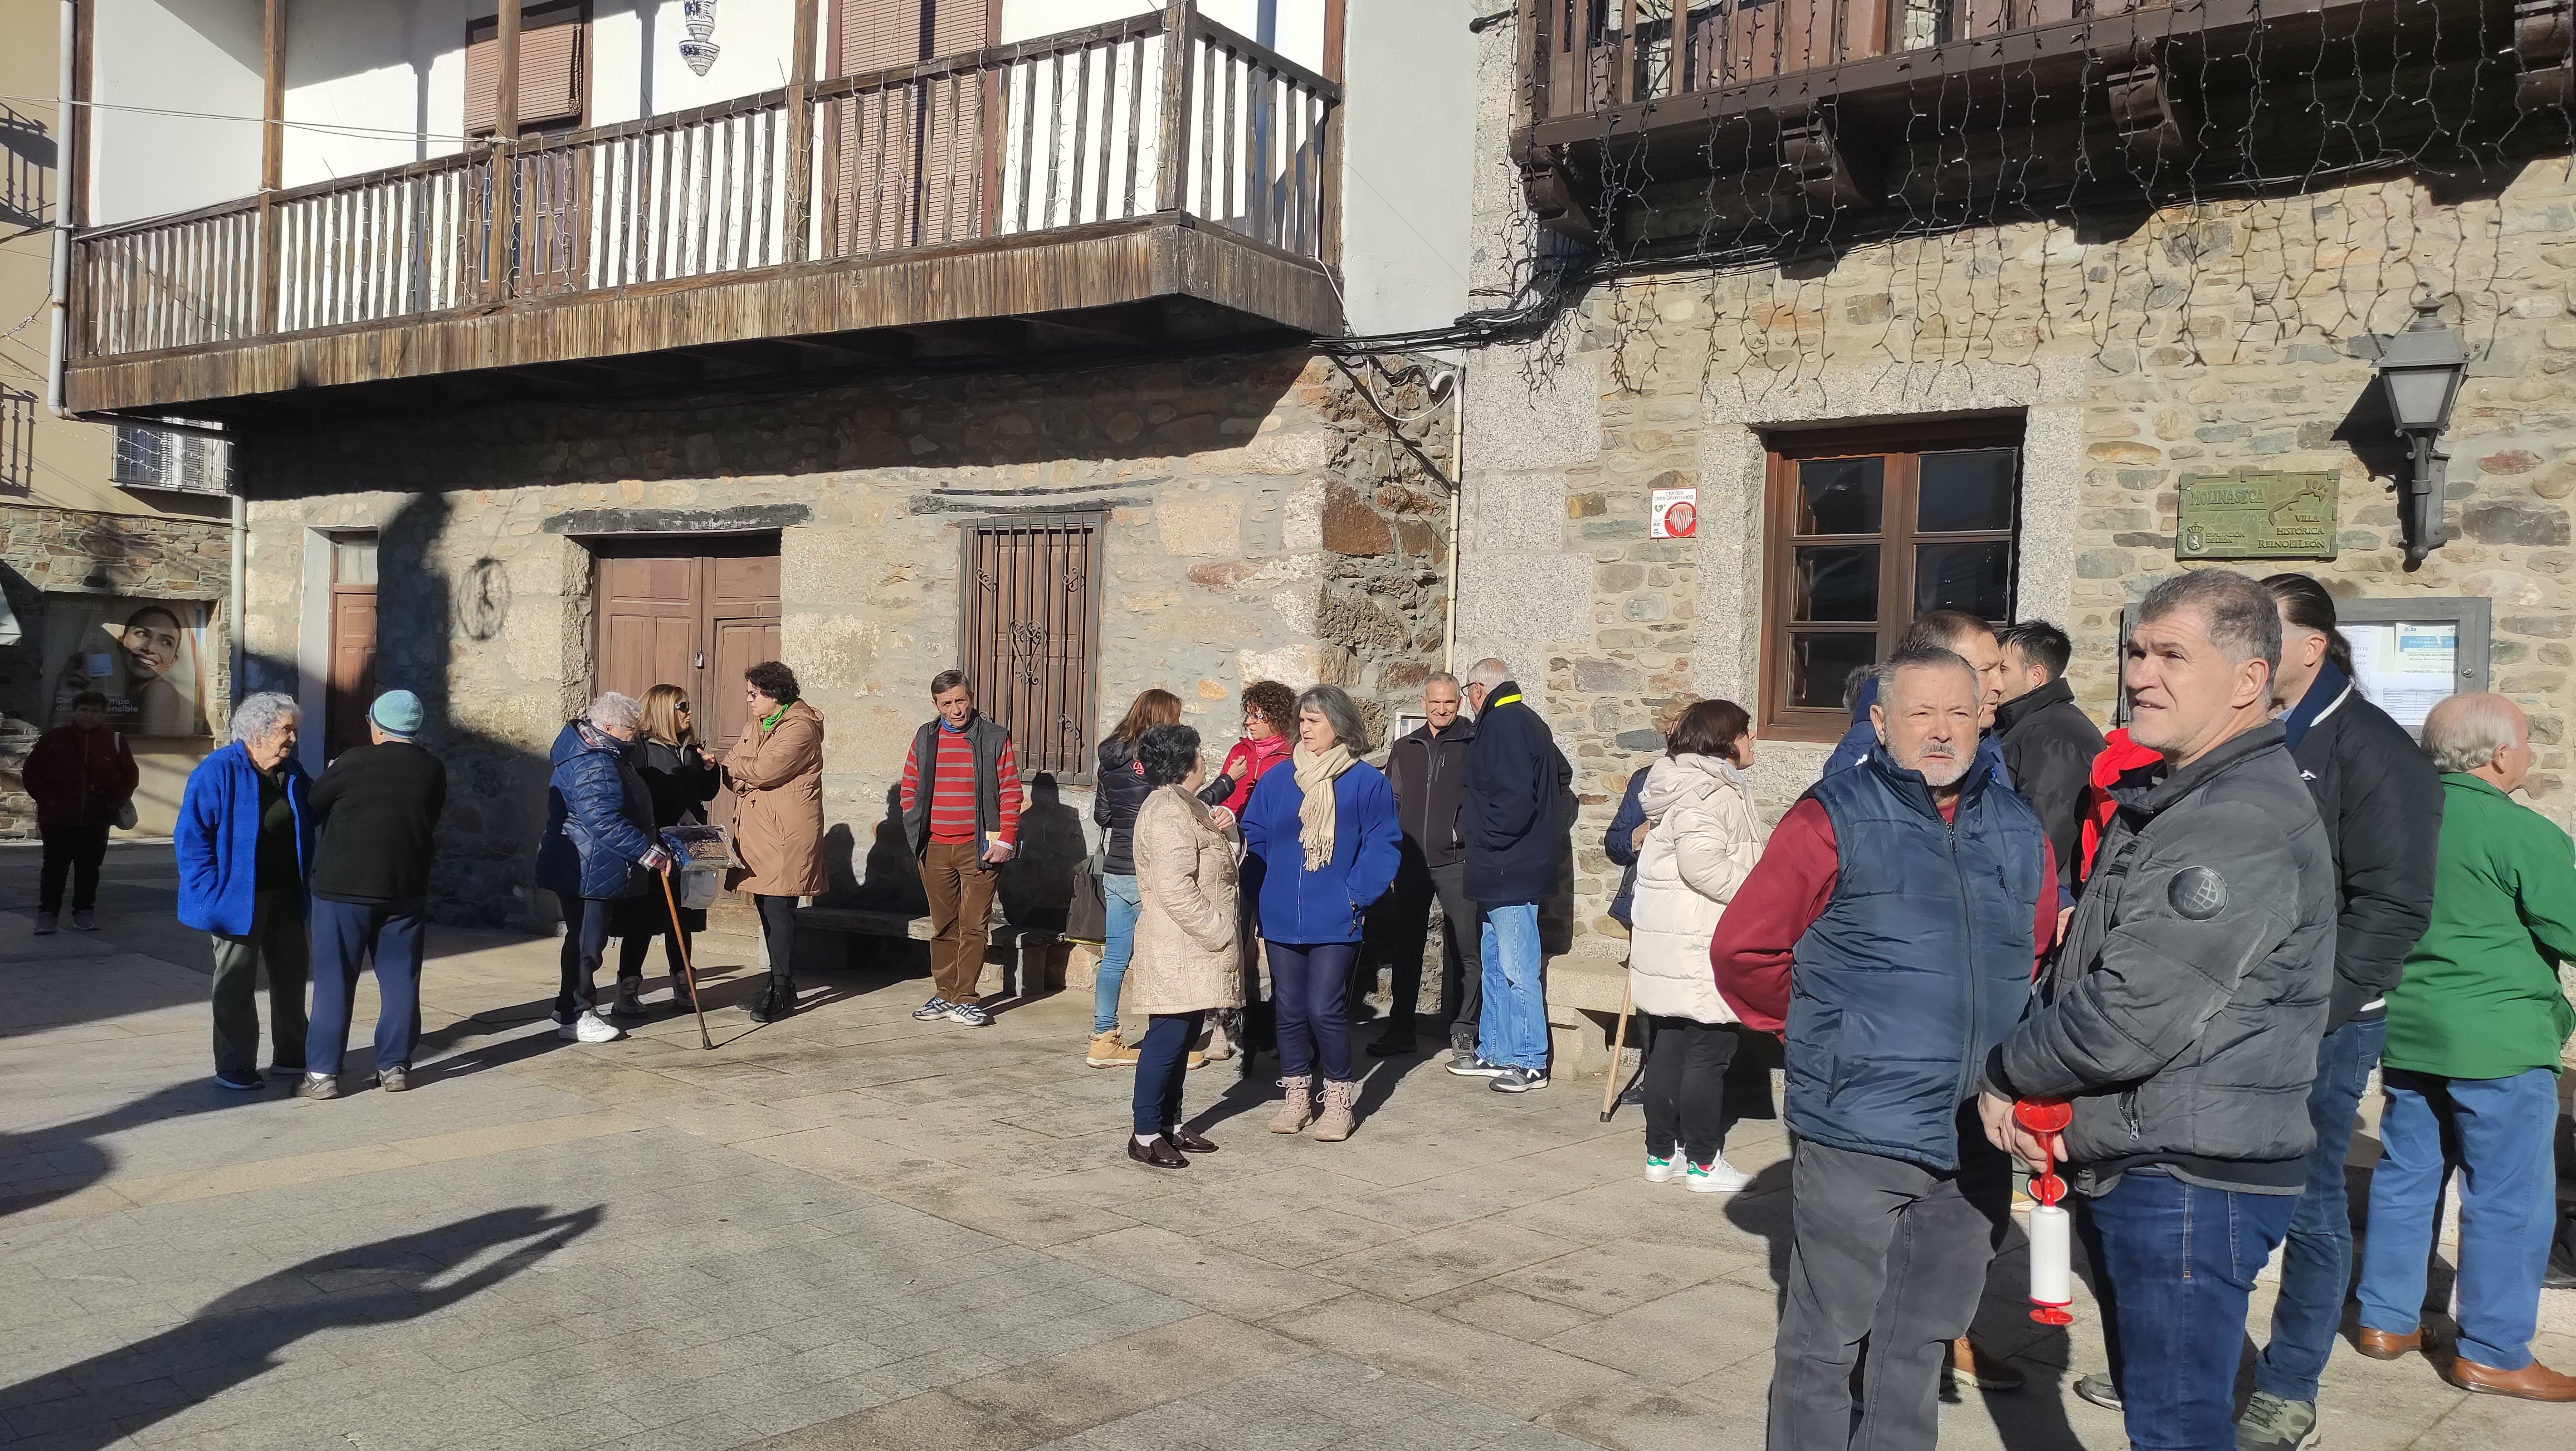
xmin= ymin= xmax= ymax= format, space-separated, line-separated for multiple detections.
xmin=746 ymin=975 xmax=797 ymax=1024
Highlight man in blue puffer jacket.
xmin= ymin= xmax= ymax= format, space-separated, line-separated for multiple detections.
xmin=177 ymin=691 xmax=316 ymax=1091
xmin=536 ymin=694 xmax=671 ymax=1045
xmin=1713 ymin=644 xmax=2057 ymax=1451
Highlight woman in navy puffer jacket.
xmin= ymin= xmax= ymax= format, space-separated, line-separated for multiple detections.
xmin=1241 ymin=684 xmax=1401 ymax=1142
xmin=536 ymin=693 xmax=670 ymax=1044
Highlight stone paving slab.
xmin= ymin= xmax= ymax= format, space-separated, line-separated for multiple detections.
xmin=2 ymin=842 xmax=2572 ymax=1450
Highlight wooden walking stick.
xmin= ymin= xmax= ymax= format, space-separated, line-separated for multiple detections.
xmin=661 ymin=871 xmax=714 ymax=1050
xmin=1600 ymin=976 xmax=1633 ymax=1123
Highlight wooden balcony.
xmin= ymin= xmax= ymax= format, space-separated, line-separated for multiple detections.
xmin=1515 ymin=0 xmax=2538 ymax=247
xmin=65 ymin=5 xmax=1342 ymax=423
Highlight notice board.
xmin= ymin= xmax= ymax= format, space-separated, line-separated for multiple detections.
xmin=2115 ymin=595 xmax=2492 ymax=741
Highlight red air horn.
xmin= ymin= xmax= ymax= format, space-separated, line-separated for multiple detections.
xmin=2017 ymin=1097 xmax=2075 ymax=1327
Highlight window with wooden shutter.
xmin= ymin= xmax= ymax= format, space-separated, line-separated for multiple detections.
xmin=1758 ymin=421 xmax=2023 ymax=741
xmin=466 ymin=2 xmax=589 ymax=136
xmin=959 ymin=514 xmax=1101 ymax=781
xmin=826 ymin=1 xmax=995 ymax=255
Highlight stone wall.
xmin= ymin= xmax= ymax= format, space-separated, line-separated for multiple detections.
xmin=1458 ymin=148 xmax=2576 ymax=949
xmin=0 ymin=500 xmax=233 ymax=839
xmin=242 ymin=350 xmax=1453 ymax=927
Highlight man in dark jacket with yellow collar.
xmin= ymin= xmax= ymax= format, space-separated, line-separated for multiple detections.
xmin=1451 ymin=659 xmax=1569 ymax=1094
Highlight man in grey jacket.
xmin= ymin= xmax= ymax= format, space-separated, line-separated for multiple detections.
xmin=1980 ymin=569 xmax=2336 ymax=1451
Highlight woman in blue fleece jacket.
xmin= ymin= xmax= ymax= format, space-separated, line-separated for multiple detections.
xmin=1240 ymin=684 xmax=1402 ymax=1141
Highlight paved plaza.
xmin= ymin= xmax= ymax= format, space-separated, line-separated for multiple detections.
xmin=2 ymin=843 xmax=2567 ymax=1451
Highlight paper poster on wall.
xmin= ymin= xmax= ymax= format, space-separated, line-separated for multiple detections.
xmin=1650 ymin=487 xmax=1697 ymax=539
xmin=40 ymin=597 xmax=214 ymax=737
xmin=2342 ymin=621 xmax=2455 ymax=738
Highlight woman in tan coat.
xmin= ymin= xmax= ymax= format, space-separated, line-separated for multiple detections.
xmin=1124 ymin=723 xmax=1243 ymax=1169
xmin=724 ymin=660 xmax=825 ymax=1023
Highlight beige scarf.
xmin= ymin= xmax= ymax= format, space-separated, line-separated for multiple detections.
xmin=1291 ymin=742 xmax=1355 ymax=871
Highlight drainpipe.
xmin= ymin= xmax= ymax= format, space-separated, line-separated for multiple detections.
xmin=228 ymin=490 xmax=246 ymax=715
xmin=43 ymin=0 xmax=76 ymax=418
xmin=1443 ymin=372 xmax=1463 ymax=674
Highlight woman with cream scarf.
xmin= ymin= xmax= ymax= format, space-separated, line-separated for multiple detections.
xmin=1238 ymin=684 xmax=1404 ymax=1141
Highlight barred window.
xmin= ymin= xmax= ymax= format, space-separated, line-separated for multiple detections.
xmin=110 ymin=422 xmax=233 ymax=495
xmin=959 ymin=514 xmax=1102 ymax=781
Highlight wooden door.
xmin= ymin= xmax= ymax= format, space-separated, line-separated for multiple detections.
xmin=589 ymin=539 xmax=784 ymax=830
xmin=326 ymin=537 xmax=379 ymax=761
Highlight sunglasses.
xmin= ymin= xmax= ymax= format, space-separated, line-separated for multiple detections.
xmin=677 ymin=703 xmax=692 ymax=713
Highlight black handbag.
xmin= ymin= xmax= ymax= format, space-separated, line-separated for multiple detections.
xmin=1065 ymin=846 xmax=1109 ymax=945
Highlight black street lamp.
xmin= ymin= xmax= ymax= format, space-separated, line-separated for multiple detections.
xmin=2372 ymin=298 xmax=2469 ymax=568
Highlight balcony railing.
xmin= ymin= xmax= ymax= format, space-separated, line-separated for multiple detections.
xmin=73 ymin=3 xmax=1336 ymax=363
xmin=1526 ymin=0 xmax=2169 ymax=119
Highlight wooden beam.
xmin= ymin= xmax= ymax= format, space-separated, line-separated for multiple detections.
xmin=1154 ymin=0 xmax=1194 ymax=213
xmin=484 ymin=0 xmax=523 ymax=306
xmin=782 ymin=0 xmax=818 ymax=262
xmin=1018 ymin=303 xmax=1163 ymax=349
xmin=495 ymin=0 xmax=521 ymax=140
xmin=1318 ymin=0 xmax=1345 ymax=269
xmin=256 ymin=0 xmax=282 ymax=333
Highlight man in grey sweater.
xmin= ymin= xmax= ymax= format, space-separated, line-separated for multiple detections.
xmin=1981 ymin=570 xmax=2336 ymax=1451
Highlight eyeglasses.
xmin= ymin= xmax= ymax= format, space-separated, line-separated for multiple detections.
xmin=677 ymin=703 xmax=692 ymax=713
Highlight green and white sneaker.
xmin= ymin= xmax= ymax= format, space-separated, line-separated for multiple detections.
xmin=1644 ymin=1152 xmax=1680 ymax=1184
xmin=2235 ymin=1391 xmax=2318 ymax=1451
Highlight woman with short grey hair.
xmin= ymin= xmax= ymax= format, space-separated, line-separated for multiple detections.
xmin=1238 ymin=683 xmax=1403 ymax=1141
xmin=536 ymin=693 xmax=672 ymax=1043
xmin=177 ymin=690 xmax=314 ymax=1089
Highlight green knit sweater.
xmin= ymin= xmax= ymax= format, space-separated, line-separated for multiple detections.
xmin=2380 ymin=774 xmax=2576 ymax=1081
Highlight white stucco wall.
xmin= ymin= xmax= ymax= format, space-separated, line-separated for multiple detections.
xmin=280 ymin=0 xmax=477 ymax=185
xmin=1339 ymin=0 xmax=1473 ymax=335
xmin=1002 ymin=0 xmax=1325 ymax=70
xmin=89 ymin=0 xmax=263 ymax=223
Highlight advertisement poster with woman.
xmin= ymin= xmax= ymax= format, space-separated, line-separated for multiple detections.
xmin=43 ymin=598 xmax=213 ymax=737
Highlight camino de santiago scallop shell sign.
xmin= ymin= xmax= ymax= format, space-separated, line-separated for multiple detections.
xmin=2175 ymin=471 xmax=2339 ymax=560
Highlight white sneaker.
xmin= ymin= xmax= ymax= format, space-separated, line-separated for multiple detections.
xmin=1686 ymin=1156 xmax=1753 ymax=1193
xmin=1644 ymin=1153 xmax=1680 ymax=1184
xmin=559 ymin=1011 xmax=625 ymax=1044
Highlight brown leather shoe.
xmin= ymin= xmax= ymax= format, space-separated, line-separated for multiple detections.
xmin=2354 ymin=1326 xmax=2423 ymax=1360
xmin=1165 ymin=1125 xmax=1218 ymax=1154
xmin=1125 ymin=1136 xmax=1188 ymax=1170
xmin=2442 ymin=1356 xmax=2576 ymax=1401
xmin=1944 ymin=1336 xmax=2025 ymax=1393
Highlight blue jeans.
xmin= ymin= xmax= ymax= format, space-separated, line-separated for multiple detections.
xmin=1266 ymin=941 xmax=1357 ymax=1082
xmin=1094 ymin=873 xmax=1141 ymax=1034
xmin=1475 ymin=902 xmax=1546 ymax=1072
xmin=1131 ymin=1011 xmax=1204 ymax=1136
xmin=2253 ymin=1015 xmax=2387 ymax=1402
xmin=2357 ymin=1067 xmax=2561 ymax=1371
xmin=2080 ymin=1170 xmax=2297 ymax=1451
xmin=305 ymin=896 xmax=428 ymax=1076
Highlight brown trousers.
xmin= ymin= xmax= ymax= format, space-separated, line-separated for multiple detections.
xmin=919 ymin=839 xmax=999 ymax=1004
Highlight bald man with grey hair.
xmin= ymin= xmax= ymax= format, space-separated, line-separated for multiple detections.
xmin=2353 ymin=690 xmax=2576 ymax=1400
xmin=1463 ymin=657 xmax=1511 ymax=717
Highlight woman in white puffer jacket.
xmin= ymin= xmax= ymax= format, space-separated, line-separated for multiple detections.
xmin=1626 ymin=699 xmax=1765 ymax=1192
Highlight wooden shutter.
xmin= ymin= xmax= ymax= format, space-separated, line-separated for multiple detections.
xmin=829 ymin=1 xmax=992 ymax=254
xmin=959 ymin=515 xmax=1100 ymax=781
xmin=466 ymin=3 xmax=588 ymax=136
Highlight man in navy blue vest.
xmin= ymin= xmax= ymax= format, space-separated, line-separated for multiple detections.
xmin=1715 ymin=644 xmax=2056 ymax=1451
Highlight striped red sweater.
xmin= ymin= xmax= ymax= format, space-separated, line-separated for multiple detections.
xmin=899 ymin=724 xmax=1021 ymax=846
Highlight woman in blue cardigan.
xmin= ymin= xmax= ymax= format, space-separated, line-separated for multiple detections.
xmin=1241 ymin=684 xmax=1402 ymax=1142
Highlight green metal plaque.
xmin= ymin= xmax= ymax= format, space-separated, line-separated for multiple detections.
xmin=2175 ymin=471 xmax=2339 ymax=560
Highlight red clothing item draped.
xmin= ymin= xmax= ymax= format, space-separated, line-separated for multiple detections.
xmin=1710 ymin=795 xmax=2057 ymax=1034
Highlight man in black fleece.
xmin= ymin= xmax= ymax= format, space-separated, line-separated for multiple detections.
xmin=297 ymin=691 xmax=448 ymax=1098
xmin=1994 ymin=620 xmax=2107 ymax=895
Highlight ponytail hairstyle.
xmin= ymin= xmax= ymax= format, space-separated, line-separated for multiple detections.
xmin=2261 ymin=573 xmax=2355 ymax=681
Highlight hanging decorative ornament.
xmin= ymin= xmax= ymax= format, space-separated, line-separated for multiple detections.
xmin=679 ymin=0 xmax=720 ymax=76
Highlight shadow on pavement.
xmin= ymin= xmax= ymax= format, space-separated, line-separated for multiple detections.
xmin=0 ymin=1205 xmax=601 ymax=1448
xmin=0 ymin=1080 xmax=277 ymax=1218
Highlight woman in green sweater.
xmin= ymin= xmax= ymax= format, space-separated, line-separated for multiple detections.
xmin=2354 ymin=693 xmax=2576 ymax=1402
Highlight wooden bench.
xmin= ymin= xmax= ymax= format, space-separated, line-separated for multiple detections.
xmin=792 ymin=905 xmax=1063 ymax=998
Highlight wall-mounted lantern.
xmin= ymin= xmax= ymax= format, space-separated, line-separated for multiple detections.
xmin=2372 ymin=298 xmax=2468 ymax=568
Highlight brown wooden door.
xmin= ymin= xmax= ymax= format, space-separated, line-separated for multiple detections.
xmin=590 ymin=539 xmax=784 ymax=826
xmin=326 ymin=537 xmax=380 ymax=761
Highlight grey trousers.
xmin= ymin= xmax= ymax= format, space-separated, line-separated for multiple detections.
xmin=1768 ymin=1130 xmax=2012 ymax=1451
xmin=210 ymin=889 xmax=310 ymax=1079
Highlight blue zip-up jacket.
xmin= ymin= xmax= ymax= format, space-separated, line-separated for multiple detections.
xmin=1824 ymin=674 xmax=2013 ymax=790
xmin=1785 ymin=750 xmax=2048 ymax=1171
xmin=1240 ymin=758 xmax=1404 ymax=945
xmin=1604 ymin=764 xmax=1650 ymax=928
xmin=175 ymin=741 xmax=314 ymax=937
xmin=535 ymin=720 xmax=663 ymax=901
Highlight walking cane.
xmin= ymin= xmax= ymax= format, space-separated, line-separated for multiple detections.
xmin=661 ymin=871 xmax=714 ymax=1050
xmin=1599 ymin=976 xmax=1633 ymax=1123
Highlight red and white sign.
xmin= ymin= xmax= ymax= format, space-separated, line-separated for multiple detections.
xmin=1650 ymin=487 xmax=1697 ymax=539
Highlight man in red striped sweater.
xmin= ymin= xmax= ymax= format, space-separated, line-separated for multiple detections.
xmin=899 ymin=670 xmax=1022 ymax=1027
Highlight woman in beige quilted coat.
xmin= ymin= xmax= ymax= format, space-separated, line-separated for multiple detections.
xmin=1123 ymin=723 xmax=1244 ymax=1169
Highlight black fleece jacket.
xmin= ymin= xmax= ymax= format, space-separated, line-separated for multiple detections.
xmin=2287 ymin=678 xmax=2442 ymax=1030
xmin=1994 ymin=676 xmax=2107 ymax=895
xmin=309 ymin=741 xmax=448 ymax=905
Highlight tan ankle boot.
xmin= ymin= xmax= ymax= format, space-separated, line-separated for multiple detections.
xmin=1311 ymin=1079 xmax=1357 ymax=1142
xmin=1270 ymin=1075 xmax=1314 ymax=1134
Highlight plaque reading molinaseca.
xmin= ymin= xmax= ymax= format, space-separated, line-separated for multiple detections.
xmin=2175 ymin=471 xmax=2339 ymax=559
